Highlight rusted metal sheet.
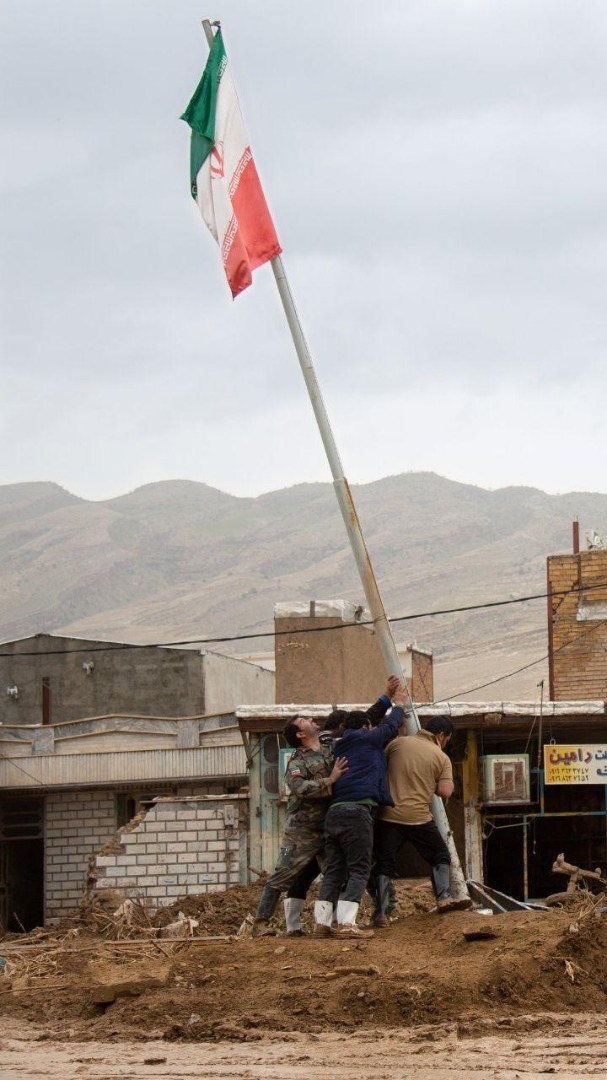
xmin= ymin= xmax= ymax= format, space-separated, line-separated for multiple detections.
xmin=0 ymin=746 xmax=247 ymax=789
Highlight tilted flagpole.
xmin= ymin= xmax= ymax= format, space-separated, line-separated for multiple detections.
xmin=199 ymin=19 xmax=469 ymax=902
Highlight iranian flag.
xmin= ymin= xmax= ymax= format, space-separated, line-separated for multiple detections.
xmin=181 ymin=30 xmax=282 ymax=298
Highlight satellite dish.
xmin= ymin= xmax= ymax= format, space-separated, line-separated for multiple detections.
xmin=586 ymin=529 xmax=605 ymax=550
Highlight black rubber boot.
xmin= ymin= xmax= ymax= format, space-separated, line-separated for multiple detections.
xmin=431 ymin=864 xmax=472 ymax=912
xmin=430 ymin=863 xmax=451 ymax=902
xmin=253 ymin=883 xmax=281 ymax=936
xmin=374 ymin=874 xmax=393 ymax=928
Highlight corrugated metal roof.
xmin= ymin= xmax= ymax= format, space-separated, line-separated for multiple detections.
xmin=0 ymin=745 xmax=247 ymax=790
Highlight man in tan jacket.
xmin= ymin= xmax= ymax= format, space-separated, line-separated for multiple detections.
xmin=372 ymin=715 xmax=471 ymax=924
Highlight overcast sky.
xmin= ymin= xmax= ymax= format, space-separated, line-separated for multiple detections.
xmin=2 ymin=1 xmax=606 ymax=501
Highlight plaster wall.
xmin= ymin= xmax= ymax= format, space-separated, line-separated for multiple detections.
xmin=202 ymin=650 xmax=275 ymax=714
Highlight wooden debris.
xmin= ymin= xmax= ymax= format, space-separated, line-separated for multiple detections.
xmin=236 ymin=915 xmax=254 ymax=938
xmin=0 ymin=981 xmax=70 ymax=996
xmin=159 ymin=912 xmax=199 ymax=939
xmin=322 ymin=965 xmax=379 ymax=980
xmin=564 ymin=959 xmax=576 ymax=982
xmin=552 ymin=853 xmax=607 ymax=891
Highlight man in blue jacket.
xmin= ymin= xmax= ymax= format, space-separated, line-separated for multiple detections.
xmin=314 ymin=681 xmax=407 ymax=938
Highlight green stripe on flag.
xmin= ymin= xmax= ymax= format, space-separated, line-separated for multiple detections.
xmin=180 ymin=29 xmax=227 ymax=198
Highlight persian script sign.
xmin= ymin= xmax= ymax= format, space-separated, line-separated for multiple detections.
xmin=544 ymin=744 xmax=607 ymax=785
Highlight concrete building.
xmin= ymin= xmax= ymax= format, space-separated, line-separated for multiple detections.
xmin=0 ymin=710 xmax=248 ymax=931
xmin=0 ymin=633 xmax=273 ymax=933
xmin=0 ymin=633 xmax=275 ymax=726
xmin=274 ymin=601 xmax=433 ymax=704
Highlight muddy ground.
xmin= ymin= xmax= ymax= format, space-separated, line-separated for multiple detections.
xmin=2 ymin=880 xmax=607 ymax=1078
xmin=5 ymin=1015 xmax=607 ymax=1079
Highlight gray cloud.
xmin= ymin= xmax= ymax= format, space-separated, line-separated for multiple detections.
xmin=1 ymin=0 xmax=607 ymax=498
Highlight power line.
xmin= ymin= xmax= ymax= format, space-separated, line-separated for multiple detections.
xmin=3 ymin=607 xmax=606 ymax=789
xmin=2 ymin=577 xmax=607 ymax=658
xmin=435 ymin=614 xmax=607 ymax=702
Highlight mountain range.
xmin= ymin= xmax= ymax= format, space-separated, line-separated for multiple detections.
xmin=3 ymin=473 xmax=607 ymax=700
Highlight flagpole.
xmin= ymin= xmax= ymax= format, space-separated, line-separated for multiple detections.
xmin=201 ymin=18 xmax=469 ymax=902
xmin=270 ymin=256 xmax=469 ymax=902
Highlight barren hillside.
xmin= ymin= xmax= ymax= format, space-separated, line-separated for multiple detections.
xmin=2 ymin=474 xmax=607 ymax=698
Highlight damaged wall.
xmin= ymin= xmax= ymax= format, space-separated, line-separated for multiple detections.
xmin=46 ymin=790 xmax=117 ymax=922
xmin=87 ymin=795 xmax=249 ymax=911
xmin=40 ymin=782 xmax=240 ymax=924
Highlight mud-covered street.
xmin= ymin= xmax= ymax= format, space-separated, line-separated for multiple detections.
xmin=4 ymin=1014 xmax=607 ymax=1079
xmin=3 ymin=882 xmax=607 ymax=1078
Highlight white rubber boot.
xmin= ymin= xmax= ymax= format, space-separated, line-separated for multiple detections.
xmin=284 ymin=897 xmax=306 ymax=936
xmin=313 ymin=900 xmax=334 ymax=937
xmin=334 ymin=900 xmax=374 ymax=938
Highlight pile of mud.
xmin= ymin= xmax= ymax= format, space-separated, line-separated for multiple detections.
xmin=153 ymin=877 xmax=436 ymax=935
xmin=1 ymin=880 xmax=607 ymax=1043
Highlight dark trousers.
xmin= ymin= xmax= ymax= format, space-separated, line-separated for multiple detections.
xmin=318 ymin=803 xmax=375 ymax=905
xmin=286 ymin=856 xmax=321 ymax=900
xmin=373 ymin=818 xmax=450 ymax=878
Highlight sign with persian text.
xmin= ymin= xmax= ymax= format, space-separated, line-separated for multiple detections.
xmin=544 ymin=745 xmax=607 ymax=785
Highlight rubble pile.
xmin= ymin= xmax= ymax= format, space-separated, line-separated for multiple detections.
xmin=1 ymin=878 xmax=607 ymax=1043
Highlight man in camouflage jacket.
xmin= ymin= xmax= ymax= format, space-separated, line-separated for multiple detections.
xmin=252 ymin=716 xmax=348 ymax=936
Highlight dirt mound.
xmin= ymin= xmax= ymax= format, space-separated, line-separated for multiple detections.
xmin=2 ymin=881 xmax=607 ymax=1043
xmin=152 ymin=881 xmax=265 ymax=935
xmin=153 ymin=877 xmax=435 ymax=936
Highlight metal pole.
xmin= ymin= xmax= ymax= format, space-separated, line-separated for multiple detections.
xmin=200 ymin=21 xmax=469 ymax=901
xmin=271 ymin=255 xmax=468 ymax=902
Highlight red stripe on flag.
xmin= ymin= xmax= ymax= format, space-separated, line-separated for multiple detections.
xmin=224 ymin=151 xmax=280 ymax=295
xmin=223 ymin=216 xmax=253 ymax=298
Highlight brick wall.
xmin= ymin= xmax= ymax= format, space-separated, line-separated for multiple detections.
xmin=87 ymin=796 xmax=248 ymax=911
xmin=45 ymin=790 xmax=116 ymax=921
xmin=548 ymin=550 xmax=607 ymax=700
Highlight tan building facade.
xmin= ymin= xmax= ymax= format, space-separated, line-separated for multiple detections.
xmin=274 ymin=601 xmax=433 ymax=704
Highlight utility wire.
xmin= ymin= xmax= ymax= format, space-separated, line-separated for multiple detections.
xmin=3 ymin=617 xmax=606 ymax=789
xmin=434 ymin=615 xmax=607 ymax=702
xmin=2 ymin=577 xmax=607 ymax=658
